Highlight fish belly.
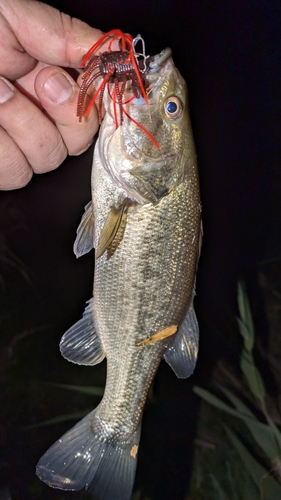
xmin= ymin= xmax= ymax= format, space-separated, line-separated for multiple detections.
xmin=91 ymin=142 xmax=201 ymax=439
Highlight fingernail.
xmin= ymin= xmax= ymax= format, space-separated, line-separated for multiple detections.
xmin=0 ymin=78 xmax=14 ymax=103
xmin=44 ymin=73 xmax=73 ymax=104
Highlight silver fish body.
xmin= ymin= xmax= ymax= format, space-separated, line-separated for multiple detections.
xmin=36 ymin=47 xmax=201 ymax=500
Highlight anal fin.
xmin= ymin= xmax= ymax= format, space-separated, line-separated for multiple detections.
xmin=60 ymin=297 xmax=105 ymax=366
xmin=164 ymin=298 xmax=199 ymax=378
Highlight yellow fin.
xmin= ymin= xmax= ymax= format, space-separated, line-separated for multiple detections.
xmin=107 ymin=207 xmax=128 ymax=259
xmin=96 ymin=199 xmax=131 ymax=259
xmin=135 ymin=325 xmax=178 ymax=346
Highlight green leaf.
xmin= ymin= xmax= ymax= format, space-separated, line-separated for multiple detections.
xmin=237 ymin=282 xmax=254 ymax=351
xmin=218 ymin=386 xmax=254 ymax=418
xmin=218 ymin=386 xmax=281 ymax=460
xmin=195 ymin=385 xmax=281 ymax=463
xmin=194 ymin=386 xmax=261 ymax=426
xmin=240 ymin=349 xmax=265 ymax=399
xmin=224 ymin=426 xmax=281 ymax=499
xmin=194 ymin=385 xmax=247 ymax=418
xmin=132 ymin=492 xmax=151 ymax=500
xmin=237 ymin=317 xmax=253 ymax=352
xmin=209 ymin=474 xmax=230 ymax=499
xmin=263 ymin=413 xmax=281 ymax=452
xmin=194 ymin=387 xmax=246 ymax=417
xmin=28 ymin=408 xmax=92 ymax=428
xmin=131 ymin=492 xmax=141 ymax=500
xmin=44 ymin=382 xmax=104 ymax=397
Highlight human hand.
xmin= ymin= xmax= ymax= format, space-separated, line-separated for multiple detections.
xmin=0 ymin=0 xmax=106 ymax=190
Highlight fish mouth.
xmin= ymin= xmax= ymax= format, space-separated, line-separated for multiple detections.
xmin=146 ymin=47 xmax=172 ymax=72
xmin=138 ymin=47 xmax=172 ymax=74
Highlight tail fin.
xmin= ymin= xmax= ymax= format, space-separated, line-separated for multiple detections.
xmin=36 ymin=409 xmax=140 ymax=500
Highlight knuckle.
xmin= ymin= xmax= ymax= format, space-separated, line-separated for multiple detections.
xmin=32 ymin=137 xmax=67 ymax=173
xmin=49 ymin=140 xmax=68 ymax=168
xmin=13 ymin=168 xmax=33 ymax=189
xmin=13 ymin=109 xmax=37 ymax=135
xmin=0 ymin=145 xmax=33 ymax=190
xmin=69 ymin=139 xmax=94 ymax=156
xmin=62 ymin=118 xmax=98 ymax=156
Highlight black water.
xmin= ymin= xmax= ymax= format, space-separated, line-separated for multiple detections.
xmin=1 ymin=0 xmax=281 ymax=498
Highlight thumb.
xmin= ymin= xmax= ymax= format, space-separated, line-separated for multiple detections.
xmin=35 ymin=66 xmax=99 ymax=156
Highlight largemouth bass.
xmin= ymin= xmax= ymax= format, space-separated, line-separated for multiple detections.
xmin=36 ymin=46 xmax=202 ymax=500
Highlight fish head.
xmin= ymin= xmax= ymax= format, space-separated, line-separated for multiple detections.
xmin=100 ymin=47 xmax=196 ymax=203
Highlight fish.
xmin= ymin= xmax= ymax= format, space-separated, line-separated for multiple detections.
xmin=36 ymin=46 xmax=202 ymax=500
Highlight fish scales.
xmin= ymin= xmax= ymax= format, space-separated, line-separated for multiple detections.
xmin=36 ymin=46 xmax=201 ymax=500
xmin=93 ymin=167 xmax=200 ymax=433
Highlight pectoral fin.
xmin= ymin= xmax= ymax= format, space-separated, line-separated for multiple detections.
xmin=135 ymin=325 xmax=178 ymax=346
xmin=73 ymin=201 xmax=94 ymax=258
xmin=96 ymin=198 xmax=131 ymax=259
xmin=164 ymin=298 xmax=199 ymax=379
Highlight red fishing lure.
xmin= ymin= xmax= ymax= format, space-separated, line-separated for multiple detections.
xmin=77 ymin=29 xmax=159 ymax=148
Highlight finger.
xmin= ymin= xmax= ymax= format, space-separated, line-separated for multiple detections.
xmin=0 ymin=0 xmax=103 ymax=74
xmin=34 ymin=66 xmax=99 ymax=155
xmin=0 ymin=77 xmax=67 ymax=174
xmin=15 ymin=60 xmax=50 ymax=100
xmin=0 ymin=125 xmax=32 ymax=190
xmin=0 ymin=6 xmax=36 ymax=79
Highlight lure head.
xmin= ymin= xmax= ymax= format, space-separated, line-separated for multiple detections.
xmin=77 ymin=30 xmax=148 ymax=126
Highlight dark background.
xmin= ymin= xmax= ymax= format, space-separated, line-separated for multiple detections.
xmin=1 ymin=1 xmax=281 ymax=499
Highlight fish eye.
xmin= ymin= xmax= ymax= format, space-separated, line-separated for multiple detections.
xmin=164 ymin=97 xmax=182 ymax=119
